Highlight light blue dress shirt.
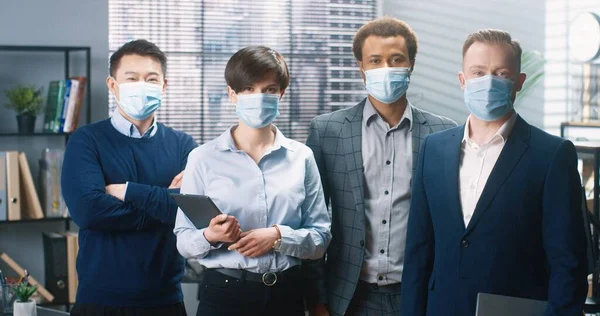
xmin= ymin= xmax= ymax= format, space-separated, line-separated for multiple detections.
xmin=110 ymin=110 xmax=157 ymax=138
xmin=174 ymin=126 xmax=331 ymax=273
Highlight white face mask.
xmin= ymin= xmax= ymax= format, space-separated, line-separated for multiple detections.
xmin=115 ymin=81 xmax=163 ymax=120
xmin=364 ymin=67 xmax=411 ymax=104
xmin=235 ymin=93 xmax=280 ymax=128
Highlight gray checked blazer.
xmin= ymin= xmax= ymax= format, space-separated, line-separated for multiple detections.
xmin=303 ymin=98 xmax=457 ymax=316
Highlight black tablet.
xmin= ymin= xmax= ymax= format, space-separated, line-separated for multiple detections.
xmin=171 ymin=193 xmax=222 ymax=229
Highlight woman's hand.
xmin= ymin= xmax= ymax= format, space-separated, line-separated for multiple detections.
xmin=203 ymin=214 xmax=242 ymax=244
xmin=227 ymin=227 xmax=279 ymax=257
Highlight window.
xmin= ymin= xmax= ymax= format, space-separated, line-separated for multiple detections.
xmin=109 ymin=0 xmax=377 ymax=143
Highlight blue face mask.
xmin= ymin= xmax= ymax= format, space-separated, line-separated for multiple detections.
xmin=464 ymin=75 xmax=514 ymax=121
xmin=364 ymin=67 xmax=411 ymax=104
xmin=116 ymin=81 xmax=163 ymax=120
xmin=235 ymin=93 xmax=280 ymax=128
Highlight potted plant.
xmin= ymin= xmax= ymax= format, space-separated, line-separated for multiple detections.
xmin=12 ymin=282 xmax=38 ymax=316
xmin=4 ymin=84 xmax=44 ymax=133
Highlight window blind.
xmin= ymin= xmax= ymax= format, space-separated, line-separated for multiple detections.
xmin=109 ymin=0 xmax=377 ymax=143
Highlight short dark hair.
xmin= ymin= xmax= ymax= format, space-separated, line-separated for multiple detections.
xmin=352 ymin=17 xmax=418 ymax=62
xmin=225 ymin=46 xmax=290 ymax=93
xmin=109 ymin=39 xmax=167 ymax=77
xmin=462 ymin=29 xmax=522 ymax=71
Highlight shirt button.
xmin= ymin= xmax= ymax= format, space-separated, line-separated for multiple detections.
xmin=461 ymin=239 xmax=470 ymax=248
xmin=386 ymin=160 xmax=391 ymax=165
xmin=470 ymin=184 xmax=476 ymax=190
xmin=384 ymin=190 xmax=389 ymax=195
xmin=378 ymin=276 xmax=383 ymax=281
xmin=360 ymin=240 xmax=365 ymax=247
xmin=382 ymin=220 xmax=387 ymax=224
xmin=380 ymin=249 xmax=385 ymax=254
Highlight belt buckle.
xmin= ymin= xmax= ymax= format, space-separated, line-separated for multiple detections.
xmin=262 ymin=272 xmax=278 ymax=286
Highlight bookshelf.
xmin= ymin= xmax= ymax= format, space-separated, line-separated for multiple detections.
xmin=0 ymin=45 xmax=91 ymax=127
xmin=0 ymin=217 xmax=71 ymax=226
xmin=0 ymin=45 xmax=91 ymax=312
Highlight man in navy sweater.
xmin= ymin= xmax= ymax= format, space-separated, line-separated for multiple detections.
xmin=62 ymin=39 xmax=197 ymax=316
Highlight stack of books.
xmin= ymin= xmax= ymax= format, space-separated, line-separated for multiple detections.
xmin=42 ymin=77 xmax=87 ymax=133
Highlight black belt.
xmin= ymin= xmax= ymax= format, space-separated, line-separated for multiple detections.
xmin=213 ymin=266 xmax=301 ymax=286
xmin=358 ymin=280 xmax=402 ymax=293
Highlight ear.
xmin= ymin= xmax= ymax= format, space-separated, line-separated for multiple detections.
xmin=162 ymin=78 xmax=168 ymax=94
xmin=279 ymin=89 xmax=286 ymax=99
xmin=410 ymin=59 xmax=416 ymax=72
xmin=227 ymin=86 xmax=237 ymax=104
xmin=357 ymin=60 xmax=365 ymax=81
xmin=514 ymin=73 xmax=527 ymax=92
xmin=457 ymin=71 xmax=466 ymax=91
xmin=106 ymin=76 xmax=118 ymax=98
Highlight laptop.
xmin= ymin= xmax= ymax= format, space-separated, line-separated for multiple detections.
xmin=475 ymin=293 xmax=547 ymax=316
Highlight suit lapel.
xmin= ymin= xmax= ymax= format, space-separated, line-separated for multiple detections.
xmin=445 ymin=126 xmax=467 ymax=230
xmin=464 ymin=116 xmax=530 ymax=235
xmin=342 ymin=100 xmax=366 ymax=214
xmin=411 ymin=107 xmax=428 ymax=173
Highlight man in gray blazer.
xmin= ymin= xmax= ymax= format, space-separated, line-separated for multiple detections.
xmin=304 ymin=17 xmax=456 ymax=316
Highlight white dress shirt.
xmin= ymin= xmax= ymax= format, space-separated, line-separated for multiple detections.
xmin=459 ymin=113 xmax=517 ymax=227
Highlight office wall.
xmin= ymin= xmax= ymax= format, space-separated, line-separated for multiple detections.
xmin=383 ymin=0 xmax=546 ymax=128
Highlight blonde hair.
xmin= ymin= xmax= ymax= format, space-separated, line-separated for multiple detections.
xmin=462 ymin=29 xmax=522 ymax=71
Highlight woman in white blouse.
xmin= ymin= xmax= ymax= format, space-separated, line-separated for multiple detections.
xmin=173 ymin=46 xmax=331 ymax=316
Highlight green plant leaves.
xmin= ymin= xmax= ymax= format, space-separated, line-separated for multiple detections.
xmin=13 ymin=282 xmax=38 ymax=302
xmin=515 ymin=50 xmax=546 ymax=105
xmin=3 ymin=84 xmax=45 ymax=116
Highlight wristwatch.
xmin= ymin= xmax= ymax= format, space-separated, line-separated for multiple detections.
xmin=273 ymin=225 xmax=282 ymax=251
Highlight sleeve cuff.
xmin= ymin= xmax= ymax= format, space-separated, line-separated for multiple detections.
xmin=276 ymin=224 xmax=296 ymax=254
xmin=124 ymin=181 xmax=129 ymax=200
xmin=124 ymin=181 xmax=147 ymax=205
xmin=199 ymin=228 xmax=224 ymax=250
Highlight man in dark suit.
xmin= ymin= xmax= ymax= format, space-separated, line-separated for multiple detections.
xmin=304 ymin=17 xmax=456 ymax=316
xmin=401 ymin=29 xmax=588 ymax=316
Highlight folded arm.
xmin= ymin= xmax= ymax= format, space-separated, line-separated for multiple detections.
xmin=62 ymin=131 xmax=150 ymax=231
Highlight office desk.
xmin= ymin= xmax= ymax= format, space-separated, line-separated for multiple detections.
xmin=37 ymin=306 xmax=69 ymax=316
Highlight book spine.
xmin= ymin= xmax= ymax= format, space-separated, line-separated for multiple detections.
xmin=56 ymin=80 xmax=71 ymax=133
xmin=43 ymin=81 xmax=59 ymax=132
xmin=0 ymin=152 xmax=6 ymax=222
xmin=63 ymin=79 xmax=80 ymax=133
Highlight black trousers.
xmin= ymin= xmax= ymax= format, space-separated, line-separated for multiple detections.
xmin=70 ymin=302 xmax=186 ymax=316
xmin=196 ymin=269 xmax=305 ymax=316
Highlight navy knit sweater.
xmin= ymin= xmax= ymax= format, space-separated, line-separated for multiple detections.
xmin=61 ymin=119 xmax=196 ymax=307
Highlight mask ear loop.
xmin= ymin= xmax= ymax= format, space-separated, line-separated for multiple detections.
xmin=110 ymin=77 xmax=122 ymax=105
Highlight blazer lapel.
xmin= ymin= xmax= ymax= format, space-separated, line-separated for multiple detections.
xmin=342 ymin=100 xmax=366 ymax=214
xmin=445 ymin=126 xmax=467 ymax=230
xmin=411 ymin=107 xmax=428 ymax=173
xmin=464 ymin=116 xmax=530 ymax=235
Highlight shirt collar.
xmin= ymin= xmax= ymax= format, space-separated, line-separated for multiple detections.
xmin=215 ymin=125 xmax=295 ymax=152
xmin=110 ymin=110 xmax=158 ymax=138
xmin=363 ymin=98 xmax=414 ymax=131
xmin=462 ymin=111 xmax=518 ymax=145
